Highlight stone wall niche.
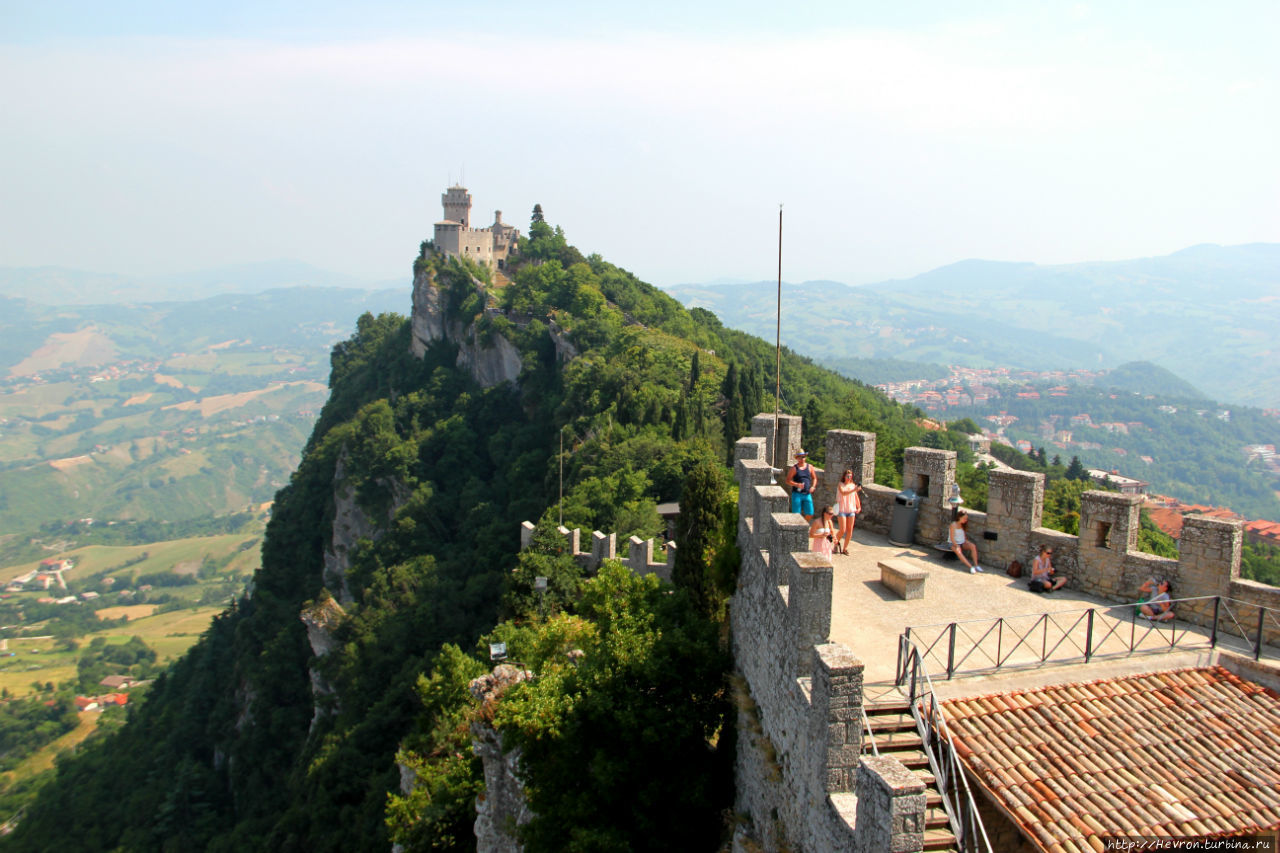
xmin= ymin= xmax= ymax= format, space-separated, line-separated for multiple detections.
xmin=1076 ymin=491 xmax=1141 ymax=598
xmin=902 ymin=448 xmax=958 ymax=546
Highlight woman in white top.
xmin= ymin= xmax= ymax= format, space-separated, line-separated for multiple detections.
xmin=949 ymin=510 xmax=981 ymax=573
xmin=835 ymin=470 xmax=861 ymax=555
xmin=810 ymin=506 xmax=837 ymax=558
xmin=1139 ymin=578 xmax=1175 ymax=622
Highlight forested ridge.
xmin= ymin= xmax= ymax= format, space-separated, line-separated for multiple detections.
xmin=5 ymin=214 xmax=964 ymax=851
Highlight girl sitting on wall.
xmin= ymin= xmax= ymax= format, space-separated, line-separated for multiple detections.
xmin=949 ymin=510 xmax=981 ymax=573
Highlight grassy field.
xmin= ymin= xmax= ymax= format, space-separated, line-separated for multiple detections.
xmin=98 ymin=606 xmax=225 ymax=660
xmin=19 ymin=711 xmax=100 ymax=777
xmin=94 ymin=604 xmax=159 ymax=621
xmin=0 ymin=604 xmax=229 ymax=699
xmin=0 ymin=532 xmax=261 ymax=585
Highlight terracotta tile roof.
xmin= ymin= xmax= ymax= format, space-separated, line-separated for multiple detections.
xmin=1145 ymin=507 xmax=1185 ymax=539
xmin=943 ymin=667 xmax=1280 ymax=850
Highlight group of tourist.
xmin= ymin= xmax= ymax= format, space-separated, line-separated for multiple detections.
xmin=1025 ymin=545 xmax=1175 ymax=620
xmin=785 ymin=450 xmax=863 ymax=558
xmin=784 ymin=447 xmax=1176 ymax=622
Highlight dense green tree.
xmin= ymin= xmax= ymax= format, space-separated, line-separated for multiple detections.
xmin=1242 ymin=542 xmax=1280 ymax=587
xmin=673 ymin=460 xmax=729 ymax=616
xmin=492 ymin=563 xmax=731 ymax=853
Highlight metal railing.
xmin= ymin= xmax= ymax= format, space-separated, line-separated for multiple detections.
xmin=860 ymin=704 xmax=880 ymax=757
xmin=895 ymin=595 xmax=1280 ymax=684
xmin=899 ymin=635 xmax=993 ymax=853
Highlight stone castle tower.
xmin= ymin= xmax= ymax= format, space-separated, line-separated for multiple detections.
xmin=433 ymin=185 xmax=520 ymax=271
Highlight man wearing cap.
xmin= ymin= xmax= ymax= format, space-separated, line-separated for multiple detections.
xmin=786 ymin=449 xmax=816 ymax=520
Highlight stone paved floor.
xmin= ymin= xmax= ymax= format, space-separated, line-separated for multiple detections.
xmin=826 ymin=526 xmax=1267 ymax=700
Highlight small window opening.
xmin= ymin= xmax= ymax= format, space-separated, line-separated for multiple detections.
xmin=1096 ymin=521 xmax=1113 ymax=549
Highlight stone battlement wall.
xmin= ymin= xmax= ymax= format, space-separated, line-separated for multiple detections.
xmin=732 ymin=430 xmax=925 ymax=852
xmin=814 ymin=421 xmax=1269 ymax=645
xmin=519 ymin=521 xmax=675 ymax=581
xmin=730 ymin=414 xmax=1269 ymax=850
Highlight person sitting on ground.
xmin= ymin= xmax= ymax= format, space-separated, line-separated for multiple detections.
xmin=949 ymin=510 xmax=981 ymax=573
xmin=809 ymin=506 xmax=836 ymax=558
xmin=1028 ymin=544 xmax=1067 ymax=592
xmin=1140 ymin=578 xmax=1175 ymax=622
xmin=785 ymin=449 xmax=816 ymax=520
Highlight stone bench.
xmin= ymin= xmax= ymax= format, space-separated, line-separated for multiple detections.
xmin=879 ymin=559 xmax=928 ymax=600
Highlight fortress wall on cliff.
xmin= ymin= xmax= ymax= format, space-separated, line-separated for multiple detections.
xmin=518 ymin=522 xmax=676 ymax=581
xmin=729 ymin=414 xmax=1267 ymax=851
xmin=495 ymin=414 xmax=1268 ymax=852
xmin=730 ymin=430 xmax=926 ymax=853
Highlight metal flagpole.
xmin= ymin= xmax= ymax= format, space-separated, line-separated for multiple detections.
xmin=773 ymin=204 xmax=783 ymax=470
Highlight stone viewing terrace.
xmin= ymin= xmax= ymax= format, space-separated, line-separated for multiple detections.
xmin=729 ymin=413 xmax=1280 ymax=853
xmin=823 ymin=526 xmax=1271 ymax=697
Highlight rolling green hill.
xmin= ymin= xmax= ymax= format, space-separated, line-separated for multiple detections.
xmin=0 ymin=287 xmax=405 ymax=536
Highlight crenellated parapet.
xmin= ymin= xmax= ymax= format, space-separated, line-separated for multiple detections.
xmin=729 ymin=412 xmax=1263 ymax=850
xmin=731 ymin=431 xmax=922 ymax=852
xmin=902 ymin=447 xmax=961 ymax=546
xmin=518 ymin=521 xmax=675 ymax=581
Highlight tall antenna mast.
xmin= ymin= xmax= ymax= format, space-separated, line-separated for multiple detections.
xmin=773 ymin=204 xmax=783 ymax=470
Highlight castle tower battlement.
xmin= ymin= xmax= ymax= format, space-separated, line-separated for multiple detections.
xmin=432 ymin=185 xmax=520 ymax=271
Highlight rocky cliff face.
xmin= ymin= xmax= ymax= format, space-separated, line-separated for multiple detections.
xmin=410 ymin=264 xmax=448 ymax=357
xmin=410 ymin=260 xmax=546 ymax=388
xmin=469 ymin=665 xmax=535 ymax=853
xmin=299 ymin=594 xmax=346 ymax=731
xmin=457 ymin=324 xmax=524 ymax=389
xmin=323 ymin=449 xmax=413 ymax=605
xmin=323 ymin=451 xmax=374 ymax=605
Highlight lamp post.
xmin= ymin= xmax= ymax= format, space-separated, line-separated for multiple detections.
xmin=948 ymin=482 xmax=964 ymax=521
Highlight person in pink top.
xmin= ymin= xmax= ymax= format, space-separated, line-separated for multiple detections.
xmin=835 ymin=469 xmax=861 ymax=555
xmin=809 ymin=506 xmax=836 ymax=558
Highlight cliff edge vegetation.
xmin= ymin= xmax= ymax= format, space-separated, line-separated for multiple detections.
xmin=8 ymin=210 xmax=931 ymax=852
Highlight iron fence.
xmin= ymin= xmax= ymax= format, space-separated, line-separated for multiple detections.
xmin=895 ymin=594 xmax=1280 ymax=684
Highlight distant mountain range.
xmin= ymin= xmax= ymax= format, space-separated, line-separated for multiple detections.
xmin=667 ymin=243 xmax=1280 ymax=409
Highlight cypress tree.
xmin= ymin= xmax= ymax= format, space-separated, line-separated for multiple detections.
xmin=673 ymin=460 xmax=727 ymax=616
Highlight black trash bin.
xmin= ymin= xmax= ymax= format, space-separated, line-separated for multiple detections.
xmin=889 ymin=488 xmax=919 ymax=546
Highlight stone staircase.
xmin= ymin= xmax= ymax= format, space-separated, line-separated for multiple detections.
xmin=863 ymin=699 xmax=959 ymax=852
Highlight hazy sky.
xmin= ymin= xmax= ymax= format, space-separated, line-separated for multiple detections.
xmin=3 ymin=1 xmax=1277 ymax=289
